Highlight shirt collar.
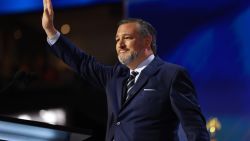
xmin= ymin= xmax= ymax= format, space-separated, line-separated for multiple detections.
xmin=130 ymin=54 xmax=155 ymax=75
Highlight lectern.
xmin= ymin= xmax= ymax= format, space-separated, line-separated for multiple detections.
xmin=0 ymin=116 xmax=92 ymax=141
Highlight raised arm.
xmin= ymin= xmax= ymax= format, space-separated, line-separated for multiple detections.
xmin=41 ymin=0 xmax=113 ymax=89
xmin=42 ymin=0 xmax=57 ymax=38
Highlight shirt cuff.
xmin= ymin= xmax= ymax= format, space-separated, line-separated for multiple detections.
xmin=47 ymin=31 xmax=60 ymax=46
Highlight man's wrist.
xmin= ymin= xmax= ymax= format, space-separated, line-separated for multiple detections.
xmin=47 ymin=30 xmax=60 ymax=46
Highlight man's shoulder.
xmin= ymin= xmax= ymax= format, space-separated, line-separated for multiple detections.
xmin=163 ymin=61 xmax=185 ymax=70
xmin=156 ymin=57 xmax=185 ymax=72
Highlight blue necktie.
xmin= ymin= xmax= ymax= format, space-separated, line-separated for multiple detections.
xmin=125 ymin=71 xmax=138 ymax=100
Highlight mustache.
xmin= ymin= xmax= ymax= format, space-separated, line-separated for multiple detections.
xmin=117 ymin=48 xmax=129 ymax=52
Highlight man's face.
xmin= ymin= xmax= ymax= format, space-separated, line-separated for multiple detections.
xmin=115 ymin=22 xmax=145 ymax=65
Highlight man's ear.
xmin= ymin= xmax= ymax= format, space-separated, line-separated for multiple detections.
xmin=144 ymin=35 xmax=153 ymax=49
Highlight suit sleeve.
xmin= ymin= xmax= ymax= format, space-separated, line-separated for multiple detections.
xmin=47 ymin=35 xmax=113 ymax=89
xmin=170 ymin=68 xmax=210 ymax=141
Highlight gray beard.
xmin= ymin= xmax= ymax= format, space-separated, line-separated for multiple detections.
xmin=118 ymin=52 xmax=138 ymax=65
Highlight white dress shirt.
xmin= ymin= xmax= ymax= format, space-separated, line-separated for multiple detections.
xmin=47 ymin=30 xmax=60 ymax=46
xmin=131 ymin=54 xmax=155 ymax=83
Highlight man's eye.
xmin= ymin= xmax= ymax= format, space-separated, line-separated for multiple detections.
xmin=125 ymin=36 xmax=132 ymax=39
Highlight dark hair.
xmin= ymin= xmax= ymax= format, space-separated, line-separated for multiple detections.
xmin=118 ymin=18 xmax=157 ymax=54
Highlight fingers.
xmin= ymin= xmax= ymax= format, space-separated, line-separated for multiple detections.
xmin=43 ymin=0 xmax=53 ymax=15
xmin=44 ymin=8 xmax=49 ymax=18
xmin=47 ymin=0 xmax=54 ymax=14
xmin=43 ymin=0 xmax=47 ymax=11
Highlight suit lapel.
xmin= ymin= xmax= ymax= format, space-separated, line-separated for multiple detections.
xmin=115 ymin=65 xmax=129 ymax=111
xmin=121 ymin=57 xmax=164 ymax=109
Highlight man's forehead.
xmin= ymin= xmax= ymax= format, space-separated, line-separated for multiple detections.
xmin=116 ymin=23 xmax=139 ymax=36
xmin=116 ymin=33 xmax=133 ymax=37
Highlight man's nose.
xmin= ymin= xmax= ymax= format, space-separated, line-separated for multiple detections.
xmin=118 ymin=40 xmax=125 ymax=48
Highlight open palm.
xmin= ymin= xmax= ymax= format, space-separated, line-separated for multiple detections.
xmin=42 ymin=0 xmax=56 ymax=38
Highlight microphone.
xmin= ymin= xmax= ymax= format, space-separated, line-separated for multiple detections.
xmin=0 ymin=70 xmax=38 ymax=94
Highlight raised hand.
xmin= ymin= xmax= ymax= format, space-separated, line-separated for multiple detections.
xmin=42 ymin=0 xmax=57 ymax=38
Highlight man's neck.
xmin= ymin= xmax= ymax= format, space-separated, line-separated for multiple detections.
xmin=127 ymin=53 xmax=154 ymax=70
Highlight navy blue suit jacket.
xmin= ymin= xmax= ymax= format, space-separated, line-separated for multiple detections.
xmin=48 ymin=35 xmax=209 ymax=141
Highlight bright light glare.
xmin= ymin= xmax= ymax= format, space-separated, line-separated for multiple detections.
xmin=209 ymin=127 xmax=216 ymax=133
xmin=39 ymin=109 xmax=66 ymax=125
xmin=18 ymin=114 xmax=31 ymax=120
xmin=61 ymin=24 xmax=71 ymax=35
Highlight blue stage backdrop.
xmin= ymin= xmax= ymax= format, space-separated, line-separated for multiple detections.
xmin=0 ymin=0 xmax=119 ymax=15
xmin=126 ymin=0 xmax=250 ymax=140
xmin=1 ymin=0 xmax=250 ymax=140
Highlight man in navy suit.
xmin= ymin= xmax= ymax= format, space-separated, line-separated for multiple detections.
xmin=42 ymin=0 xmax=210 ymax=140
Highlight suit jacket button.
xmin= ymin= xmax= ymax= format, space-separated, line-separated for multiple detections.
xmin=116 ymin=121 xmax=120 ymax=126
